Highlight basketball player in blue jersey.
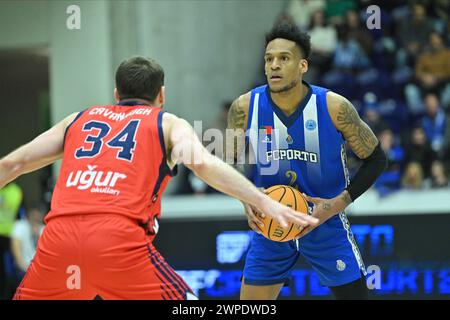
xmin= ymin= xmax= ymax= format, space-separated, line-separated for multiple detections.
xmin=227 ymin=21 xmax=387 ymax=299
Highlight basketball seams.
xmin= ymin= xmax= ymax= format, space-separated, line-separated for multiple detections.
xmin=267 ymin=219 xmax=274 ymax=240
xmin=264 ymin=185 xmax=309 ymax=242
xmin=280 ymin=223 xmax=294 ymax=242
xmin=266 ymin=186 xmax=285 ymax=196
xmin=288 ymin=186 xmax=298 ymax=211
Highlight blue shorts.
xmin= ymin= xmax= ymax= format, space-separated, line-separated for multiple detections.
xmin=243 ymin=212 xmax=366 ymax=287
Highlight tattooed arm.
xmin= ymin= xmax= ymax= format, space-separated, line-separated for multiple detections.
xmin=329 ymin=92 xmax=377 ymax=205
xmin=328 ymin=92 xmax=379 ymax=159
xmin=328 ymin=91 xmax=385 ymax=203
xmin=226 ymin=93 xmax=251 ymax=172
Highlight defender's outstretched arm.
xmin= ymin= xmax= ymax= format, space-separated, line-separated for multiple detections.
xmin=163 ymin=112 xmax=318 ymax=229
xmin=0 ymin=113 xmax=78 ymax=189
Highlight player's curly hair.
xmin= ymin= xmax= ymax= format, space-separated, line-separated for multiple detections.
xmin=265 ymin=20 xmax=311 ymax=59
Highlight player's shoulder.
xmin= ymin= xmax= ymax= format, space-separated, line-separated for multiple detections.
xmin=161 ymin=112 xmax=191 ymax=133
xmin=235 ymin=91 xmax=251 ymax=110
xmin=66 ymin=112 xmax=81 ymax=123
xmin=162 ymin=111 xmax=186 ymax=125
xmin=62 ymin=112 xmax=82 ymax=132
xmin=325 ymin=91 xmax=353 ymax=115
xmin=325 ymin=91 xmax=362 ymax=131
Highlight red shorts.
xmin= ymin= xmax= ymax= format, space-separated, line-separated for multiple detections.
xmin=13 ymin=214 xmax=194 ymax=300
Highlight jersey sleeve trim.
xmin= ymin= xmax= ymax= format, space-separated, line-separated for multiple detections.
xmin=157 ymin=110 xmax=177 ymax=177
xmin=63 ymin=110 xmax=85 ymax=148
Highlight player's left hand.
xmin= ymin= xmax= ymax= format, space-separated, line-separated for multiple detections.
xmin=295 ymin=192 xmax=350 ymax=239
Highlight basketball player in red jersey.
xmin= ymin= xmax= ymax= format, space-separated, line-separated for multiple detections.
xmin=0 ymin=57 xmax=317 ymax=300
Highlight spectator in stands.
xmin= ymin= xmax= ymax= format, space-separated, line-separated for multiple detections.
xmin=374 ymin=128 xmax=405 ymax=196
xmin=287 ymin=0 xmax=326 ymax=31
xmin=0 ymin=183 xmax=23 ymax=299
xmin=363 ymin=105 xmax=388 ymax=136
xmin=406 ymin=32 xmax=450 ymax=114
xmin=346 ymin=9 xmax=373 ymax=56
xmin=309 ymin=10 xmax=338 ymax=55
xmin=428 ymin=160 xmax=449 ymax=188
xmin=307 ymin=10 xmax=337 ymax=82
xmin=396 ymin=3 xmax=434 ymax=63
xmin=401 ymin=162 xmax=425 ymax=190
xmin=421 ymin=92 xmax=447 ymax=153
xmin=415 ymin=32 xmax=450 ymax=93
xmin=325 ymin=0 xmax=357 ymax=26
xmin=11 ymin=204 xmax=45 ymax=274
xmin=424 ymin=0 xmax=450 ymax=31
xmin=404 ymin=126 xmax=436 ymax=178
xmin=333 ymin=25 xmax=370 ymax=71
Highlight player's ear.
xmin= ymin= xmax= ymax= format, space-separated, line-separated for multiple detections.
xmin=299 ymin=59 xmax=308 ymax=74
xmin=114 ymin=88 xmax=120 ymax=102
xmin=158 ymin=86 xmax=165 ymax=106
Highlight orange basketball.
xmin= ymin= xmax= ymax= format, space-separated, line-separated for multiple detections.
xmin=258 ymin=185 xmax=309 ymax=242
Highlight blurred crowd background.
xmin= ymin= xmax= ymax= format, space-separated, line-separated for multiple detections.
xmin=0 ymin=0 xmax=449 ymax=299
xmin=178 ymin=0 xmax=450 ymax=197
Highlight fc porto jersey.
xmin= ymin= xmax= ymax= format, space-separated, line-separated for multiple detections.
xmin=246 ymin=82 xmax=349 ymax=199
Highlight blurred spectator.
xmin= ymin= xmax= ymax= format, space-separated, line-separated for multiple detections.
xmin=404 ymin=126 xmax=436 ymax=178
xmin=428 ymin=160 xmax=449 ymax=188
xmin=307 ymin=10 xmax=337 ymax=82
xmin=415 ymin=32 xmax=450 ymax=93
xmin=265 ymin=0 xmax=450 ymax=194
xmin=421 ymin=92 xmax=447 ymax=152
xmin=332 ymin=25 xmax=370 ymax=70
xmin=0 ymin=183 xmax=23 ymax=299
xmin=309 ymin=10 xmax=338 ymax=55
xmin=10 ymin=205 xmax=45 ymax=275
xmin=287 ymin=0 xmax=326 ymax=30
xmin=362 ymin=104 xmax=388 ymax=136
xmin=325 ymin=0 xmax=357 ymax=26
xmin=346 ymin=10 xmax=373 ymax=56
xmin=374 ymin=128 xmax=405 ymax=196
xmin=396 ymin=3 xmax=434 ymax=61
xmin=401 ymin=162 xmax=425 ymax=189
xmin=424 ymin=0 xmax=450 ymax=30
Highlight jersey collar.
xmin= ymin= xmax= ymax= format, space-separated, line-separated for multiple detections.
xmin=265 ymin=80 xmax=312 ymax=127
xmin=118 ymin=99 xmax=152 ymax=106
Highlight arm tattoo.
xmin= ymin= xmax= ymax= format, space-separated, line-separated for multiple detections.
xmin=336 ymin=99 xmax=378 ymax=159
xmin=226 ymin=98 xmax=247 ymax=167
xmin=227 ymin=99 xmax=246 ymax=130
xmin=322 ymin=202 xmax=332 ymax=211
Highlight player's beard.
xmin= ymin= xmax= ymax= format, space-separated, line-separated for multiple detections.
xmin=269 ymin=79 xmax=299 ymax=94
